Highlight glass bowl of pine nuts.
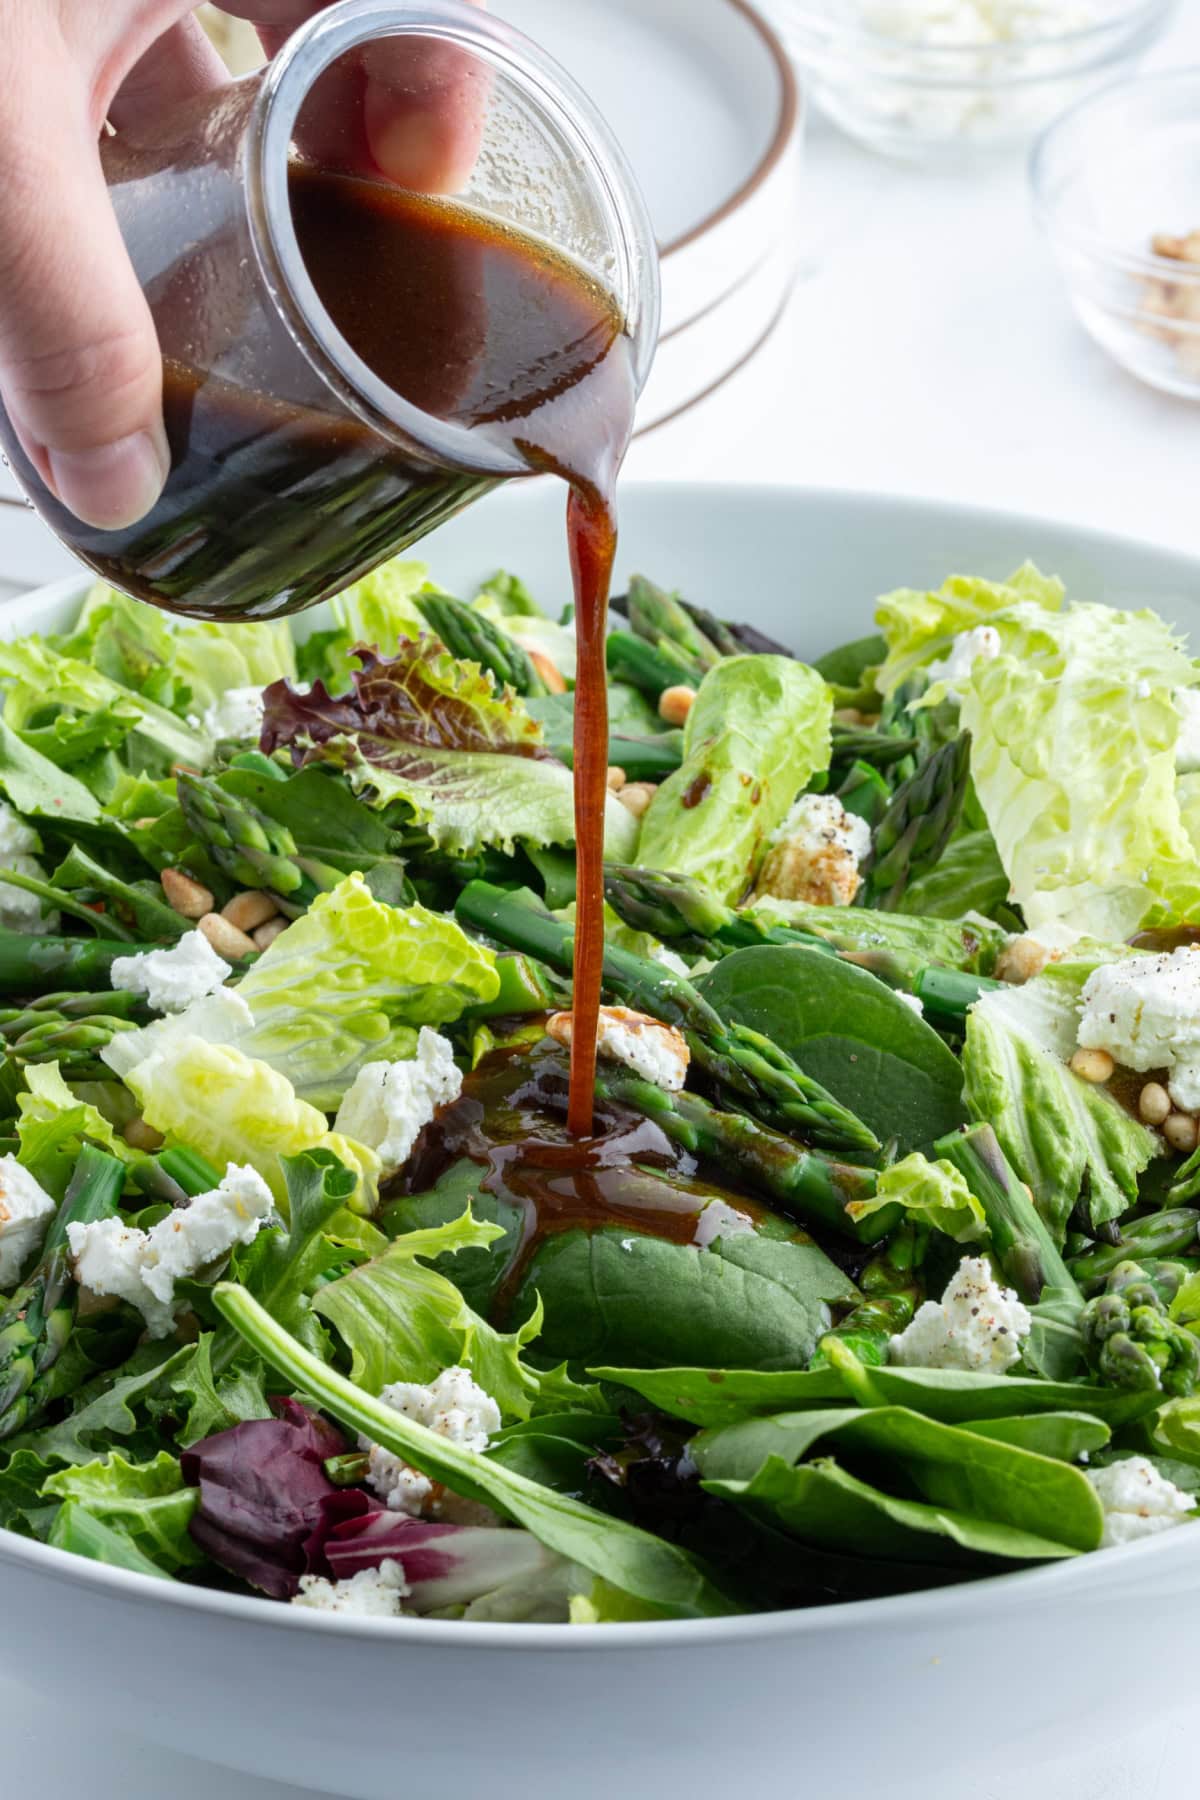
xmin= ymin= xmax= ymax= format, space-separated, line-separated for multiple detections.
xmin=1033 ymin=68 xmax=1200 ymax=399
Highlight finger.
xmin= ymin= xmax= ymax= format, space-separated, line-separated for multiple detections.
xmin=108 ymin=17 xmax=228 ymax=131
xmin=0 ymin=82 xmax=168 ymax=530
xmin=226 ymin=2 xmax=487 ymax=191
xmin=361 ymin=34 xmax=489 ymax=193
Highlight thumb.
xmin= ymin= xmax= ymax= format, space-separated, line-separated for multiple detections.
xmin=0 ymin=97 xmax=168 ymax=531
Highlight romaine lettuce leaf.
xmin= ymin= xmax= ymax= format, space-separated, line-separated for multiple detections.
xmin=125 ymin=1037 xmax=379 ymax=1209
xmin=58 ymin=584 xmax=296 ymax=717
xmin=107 ymin=876 xmax=496 ymax=1109
xmin=962 ymin=960 xmax=1158 ymax=1238
xmin=637 ymin=655 xmax=832 ymax=902
xmin=847 ymin=1151 xmax=986 ymax=1242
xmin=233 ymin=874 xmax=495 ymax=1107
xmin=0 ymin=637 xmax=211 ymax=775
xmin=957 ymin=602 xmax=1200 ymax=942
xmin=874 ymin=564 xmax=1064 ymax=696
xmin=262 ymin=642 xmax=636 ymax=858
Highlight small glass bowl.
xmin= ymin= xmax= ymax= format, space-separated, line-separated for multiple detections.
xmin=771 ymin=0 xmax=1175 ymax=161
xmin=1033 ymin=69 xmax=1200 ymax=399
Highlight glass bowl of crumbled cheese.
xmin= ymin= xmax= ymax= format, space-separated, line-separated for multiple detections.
xmin=1033 ymin=68 xmax=1200 ymax=398
xmin=772 ymin=0 xmax=1174 ymax=160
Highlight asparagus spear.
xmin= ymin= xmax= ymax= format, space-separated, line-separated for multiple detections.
xmin=2 ymin=1013 xmax=139 ymax=1079
xmin=462 ymin=950 xmax=563 ymax=1019
xmin=829 ymin=725 xmax=918 ymax=770
xmin=626 ymin=575 xmax=721 ymax=676
xmin=418 ymin=591 xmax=548 ymax=697
xmin=933 ymin=1123 xmax=1079 ymax=1304
xmin=606 ymin=630 xmax=700 ymax=700
xmin=603 ymin=863 xmax=832 ymax=958
xmin=0 ymin=1144 xmax=125 ymax=1439
xmin=177 ymin=772 xmax=345 ymax=913
xmin=856 ymin=732 xmax=972 ymax=911
xmin=812 ymin=1224 xmax=926 ymax=1366
xmin=0 ymin=932 xmax=130 ymax=995
xmin=594 ymin=1067 xmax=889 ymax=1241
xmin=1068 ymin=1208 xmax=1200 ymax=1294
xmin=602 ymin=866 xmax=998 ymax=1021
xmin=455 ymin=881 xmax=878 ymax=1151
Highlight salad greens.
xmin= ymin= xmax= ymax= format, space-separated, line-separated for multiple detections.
xmin=0 ymin=553 xmax=1198 ymax=1626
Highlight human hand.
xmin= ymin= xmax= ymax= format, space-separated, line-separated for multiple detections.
xmin=0 ymin=2 xmax=485 ymax=533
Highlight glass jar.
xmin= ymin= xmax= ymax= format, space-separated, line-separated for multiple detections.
xmin=0 ymin=0 xmax=658 ymax=619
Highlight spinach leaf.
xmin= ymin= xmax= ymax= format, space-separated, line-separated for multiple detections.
xmin=513 ymin=1227 xmax=857 ymax=1372
xmin=958 ymin=1412 xmax=1109 ymax=1462
xmin=812 ymin=633 xmax=886 ymax=690
xmin=704 ymin=1456 xmax=1080 ymax=1565
xmin=899 ymin=828 xmax=1010 ymax=922
xmin=597 ymin=1358 xmax=1153 ymax=1430
xmin=693 ymin=1403 xmax=1104 ymax=1551
xmin=698 ymin=945 xmax=967 ymax=1152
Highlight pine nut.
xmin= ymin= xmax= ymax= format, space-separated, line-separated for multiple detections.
xmin=222 ymin=890 xmax=277 ymax=933
xmin=123 ymin=1117 xmax=164 ymax=1152
xmin=1164 ymin=1112 xmax=1199 ymax=1154
xmin=618 ymin=781 xmax=658 ymax=819
xmin=253 ymin=917 xmax=287 ymax=951
xmin=161 ymin=867 xmax=214 ymax=920
xmin=529 ymin=651 xmax=567 ymax=695
xmin=1138 ymin=1082 xmax=1172 ymax=1126
xmin=198 ymin=912 xmax=256 ymax=960
xmin=606 ymin=766 xmax=627 ymax=792
xmin=658 ymin=685 xmax=695 ymax=727
xmin=1069 ymin=1048 xmax=1114 ymax=1083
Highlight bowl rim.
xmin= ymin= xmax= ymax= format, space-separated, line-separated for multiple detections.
xmin=1031 ymin=64 xmax=1200 ymax=276
xmin=0 ymin=1459 xmax=1193 ymax=1649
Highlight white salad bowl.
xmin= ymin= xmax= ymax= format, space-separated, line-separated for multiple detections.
xmin=1 ymin=482 xmax=1199 ymax=1799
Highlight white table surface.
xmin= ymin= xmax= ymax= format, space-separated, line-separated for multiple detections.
xmin=3 ymin=5 xmax=1200 ymax=1795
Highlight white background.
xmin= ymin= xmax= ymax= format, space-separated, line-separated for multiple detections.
xmin=2 ymin=3 xmax=1199 ymax=1794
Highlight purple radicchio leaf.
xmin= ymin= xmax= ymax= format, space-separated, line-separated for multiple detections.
xmin=323 ymin=1510 xmax=562 ymax=1613
xmin=181 ymin=1398 xmax=351 ymax=1600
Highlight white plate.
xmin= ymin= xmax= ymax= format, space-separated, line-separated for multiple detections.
xmin=2 ymin=482 xmax=1200 ymax=1800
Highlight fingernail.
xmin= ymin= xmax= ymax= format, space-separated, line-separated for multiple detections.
xmin=47 ymin=425 xmax=170 ymax=531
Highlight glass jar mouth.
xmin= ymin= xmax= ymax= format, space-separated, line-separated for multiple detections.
xmin=247 ymin=0 xmax=661 ymax=478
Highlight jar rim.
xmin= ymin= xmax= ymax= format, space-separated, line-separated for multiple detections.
xmin=246 ymin=0 xmax=661 ymax=477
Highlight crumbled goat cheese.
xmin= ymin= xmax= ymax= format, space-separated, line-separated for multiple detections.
xmin=1077 ymin=949 xmax=1200 ymax=1112
xmin=68 ymin=1163 xmax=274 ymax=1337
xmin=546 ymin=1005 xmax=690 ymax=1092
xmin=846 ymin=2 xmax=1105 ymax=144
xmin=0 ymin=800 xmax=58 ymax=933
xmin=292 ymin=1559 xmax=409 ymax=1616
xmin=362 ymin=1366 xmax=501 ymax=1518
xmin=650 ymin=943 xmax=692 ymax=979
xmin=334 ymin=1028 xmax=463 ymax=1176
xmin=0 ymin=1156 xmax=57 ymax=1288
xmin=202 ymin=685 xmax=265 ymax=742
xmin=110 ymin=930 xmax=232 ymax=1014
xmin=895 ymin=990 xmax=925 ymax=1016
xmin=754 ymin=794 xmax=872 ymax=908
xmin=889 ymin=1255 xmax=1031 ymax=1372
xmin=926 ymin=624 xmax=1003 ymax=700
xmin=693 ymin=1199 xmax=756 ymax=1249
xmin=1175 ymin=688 xmax=1200 ymax=775
xmin=1086 ymin=1456 xmax=1196 ymax=1548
